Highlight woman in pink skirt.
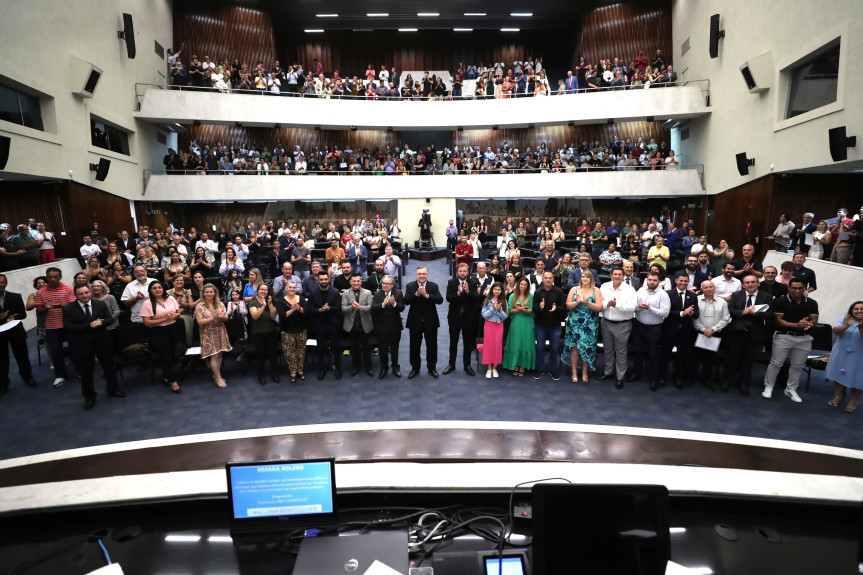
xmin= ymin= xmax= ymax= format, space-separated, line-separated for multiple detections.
xmin=477 ymin=282 xmax=509 ymax=378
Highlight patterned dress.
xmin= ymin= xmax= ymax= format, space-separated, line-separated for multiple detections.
xmin=560 ymin=289 xmax=599 ymax=371
xmin=195 ymin=301 xmax=232 ymax=359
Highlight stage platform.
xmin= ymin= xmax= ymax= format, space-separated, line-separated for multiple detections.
xmin=408 ymin=246 xmax=448 ymax=261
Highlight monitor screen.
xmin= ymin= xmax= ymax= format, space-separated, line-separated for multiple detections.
xmin=226 ymin=458 xmax=336 ymax=524
xmin=484 ymin=555 xmax=526 ymax=575
xmin=531 ymin=484 xmax=670 ymax=575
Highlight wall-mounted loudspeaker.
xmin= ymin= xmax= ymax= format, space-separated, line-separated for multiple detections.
xmin=90 ymin=158 xmax=111 ymax=181
xmin=709 ymin=14 xmax=725 ymax=59
xmin=0 ymin=135 xmax=10 ymax=170
xmin=739 ymin=51 xmax=773 ymax=94
xmin=828 ymin=126 xmax=857 ymax=162
xmin=118 ymin=13 xmax=136 ymax=59
xmin=71 ymin=57 xmax=103 ymax=98
xmin=735 ymin=153 xmax=754 ymax=176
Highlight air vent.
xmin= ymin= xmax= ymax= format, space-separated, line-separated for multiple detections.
xmin=154 ymin=40 xmax=165 ymax=59
xmin=681 ymin=37 xmax=690 ymax=56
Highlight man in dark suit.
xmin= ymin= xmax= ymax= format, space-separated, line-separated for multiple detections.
xmin=758 ymin=266 xmax=788 ymax=299
xmin=659 ymin=272 xmax=700 ymax=388
xmin=0 ymin=274 xmax=37 ymax=394
xmin=471 ymin=262 xmax=494 ymax=297
xmin=622 ymin=261 xmax=641 ymax=291
xmin=116 ymin=231 xmax=135 ymax=255
xmin=371 ymin=274 xmax=404 ymax=378
xmin=63 ymin=284 xmax=125 ymax=410
xmin=404 ymin=266 xmax=443 ymax=379
xmin=340 ymin=274 xmax=374 ymax=377
xmin=725 ymin=273 xmax=773 ymax=395
xmin=444 ymin=262 xmax=480 ymax=376
xmin=681 ymin=256 xmax=709 ymax=295
xmin=525 ymin=259 xmax=546 ymax=293
xmin=305 ymin=270 xmax=343 ymax=380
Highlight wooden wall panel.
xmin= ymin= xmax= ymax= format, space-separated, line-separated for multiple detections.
xmin=173 ymin=2 xmax=276 ymax=69
xmin=177 ymin=122 xmax=670 ymax=159
xmin=63 ymin=182 xmax=136 ymax=243
xmin=455 ymin=122 xmax=671 ymax=154
xmin=0 ymin=182 xmax=70 ymax=257
xmin=575 ymin=1 xmax=673 ymax=71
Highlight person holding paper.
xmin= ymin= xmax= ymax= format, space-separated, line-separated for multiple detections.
xmin=726 ymin=274 xmax=774 ymax=395
xmin=0 ymin=274 xmax=37 ymax=394
xmin=692 ymin=280 xmax=731 ymax=391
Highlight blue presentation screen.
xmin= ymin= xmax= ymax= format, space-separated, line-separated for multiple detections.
xmin=229 ymin=461 xmax=334 ymax=520
xmin=484 ymin=556 xmax=526 ymax=575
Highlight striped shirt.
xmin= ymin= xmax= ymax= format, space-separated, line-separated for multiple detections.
xmin=34 ymin=283 xmax=76 ymax=329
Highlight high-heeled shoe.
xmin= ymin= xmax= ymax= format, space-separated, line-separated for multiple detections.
xmin=298 ymin=372 xmax=306 ymax=380
xmin=582 ymin=371 xmax=589 ymax=383
xmin=827 ymin=396 xmax=842 ymax=407
xmin=846 ymin=402 xmax=858 ymax=413
xmin=571 ymin=373 xmax=579 ymax=383
xmin=214 ymin=377 xmax=227 ymax=388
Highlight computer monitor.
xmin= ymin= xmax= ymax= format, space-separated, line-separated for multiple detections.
xmin=531 ymin=484 xmax=670 ymax=575
xmin=226 ymin=458 xmax=337 ymax=537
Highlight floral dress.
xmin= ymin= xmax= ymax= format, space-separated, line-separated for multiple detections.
xmin=560 ymin=289 xmax=599 ymax=370
xmin=195 ymin=301 xmax=232 ymax=359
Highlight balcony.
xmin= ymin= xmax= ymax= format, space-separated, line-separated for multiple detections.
xmin=142 ymin=167 xmax=705 ymax=201
xmin=135 ymin=82 xmax=710 ymax=130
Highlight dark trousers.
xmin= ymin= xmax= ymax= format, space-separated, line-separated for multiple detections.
xmin=409 ymin=322 xmax=438 ymax=371
xmin=252 ymin=330 xmax=280 ymax=378
xmin=73 ymin=346 xmax=118 ymax=399
xmin=377 ymin=331 xmax=401 ymax=369
xmin=315 ymin=327 xmax=341 ymax=371
xmin=534 ymin=324 xmax=561 ymax=373
xmin=0 ymin=324 xmax=32 ymax=388
xmin=660 ymin=327 xmax=694 ymax=380
xmin=448 ymin=316 xmax=477 ymax=368
xmin=148 ymin=324 xmax=178 ymax=382
xmin=45 ymin=328 xmax=68 ymax=378
xmin=693 ymin=347 xmax=720 ymax=383
xmin=725 ymin=331 xmax=756 ymax=387
xmin=632 ymin=322 xmax=662 ymax=381
xmin=348 ymin=328 xmax=373 ymax=371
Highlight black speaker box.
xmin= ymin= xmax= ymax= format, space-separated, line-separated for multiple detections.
xmin=91 ymin=158 xmax=111 ymax=181
xmin=709 ymin=14 xmax=724 ymax=59
xmin=0 ymin=135 xmax=10 ymax=170
xmin=121 ymin=13 xmax=136 ymax=59
xmin=828 ymin=126 xmax=856 ymax=162
xmin=735 ymin=152 xmax=753 ymax=176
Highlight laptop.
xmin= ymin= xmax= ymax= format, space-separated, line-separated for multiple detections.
xmin=293 ymin=531 xmax=409 ymax=575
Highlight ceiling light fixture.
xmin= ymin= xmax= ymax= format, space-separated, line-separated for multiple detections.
xmin=316 ymin=14 xmax=338 ymax=18
xmin=511 ymin=12 xmax=533 ymax=17
xmin=304 ymin=29 xmax=325 ymax=33
xmin=367 ymin=13 xmax=389 ymax=17
xmin=417 ymin=12 xmax=439 ymax=17
xmin=399 ymin=28 xmax=418 ymax=32
xmin=453 ymin=28 xmax=473 ymax=32
xmin=501 ymin=28 xmax=520 ymax=32
xmin=464 ymin=12 xmax=487 ymax=16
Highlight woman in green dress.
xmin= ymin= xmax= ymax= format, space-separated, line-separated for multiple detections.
xmin=711 ymin=239 xmax=734 ymax=277
xmin=503 ymin=277 xmax=535 ymax=376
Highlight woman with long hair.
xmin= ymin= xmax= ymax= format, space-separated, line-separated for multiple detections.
xmin=167 ymin=274 xmax=195 ymax=347
xmin=223 ymin=269 xmax=243 ymax=300
xmin=488 ymin=254 xmax=505 ymax=282
xmin=83 ymin=256 xmax=105 ymax=283
xmin=826 ymin=301 xmax=863 ymax=413
xmin=276 ymin=279 xmax=307 ymax=383
xmin=189 ymin=271 xmax=207 ymax=308
xmin=219 ymin=247 xmax=244 ymax=276
xmin=809 ymin=220 xmax=831 ymax=260
xmin=164 ymin=250 xmax=190 ymax=284
xmin=476 ymin=282 xmax=508 ymax=378
xmin=104 ymin=241 xmax=124 ymax=268
xmin=508 ymin=252 xmax=524 ymax=279
xmin=141 ymin=281 xmax=182 ymax=393
xmin=189 ymin=246 xmax=213 ymax=273
xmin=195 ymin=283 xmax=232 ymax=387
xmin=248 ymin=283 xmax=280 ymax=385
xmin=561 ymin=269 xmax=603 ymax=383
xmin=243 ymin=268 xmax=263 ymax=302
xmin=503 ymin=277 xmax=535 ymax=376
xmin=89 ymin=280 xmax=121 ymax=331
xmin=553 ymin=252 xmax=576 ymax=289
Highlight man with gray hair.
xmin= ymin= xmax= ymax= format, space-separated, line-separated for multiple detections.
xmin=371 ymin=274 xmax=404 ymax=378
xmin=273 ymin=262 xmax=303 ymax=298
xmin=692 ymin=279 xmax=731 ymax=390
xmin=567 ymin=253 xmax=603 ymax=290
xmin=597 ymin=267 xmax=637 ymax=389
xmin=792 ymin=212 xmax=816 ymax=255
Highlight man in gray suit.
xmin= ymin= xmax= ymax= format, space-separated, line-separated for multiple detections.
xmin=341 ymin=273 xmax=375 ymax=377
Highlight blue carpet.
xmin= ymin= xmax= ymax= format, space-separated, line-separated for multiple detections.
xmin=0 ymin=257 xmax=859 ymax=460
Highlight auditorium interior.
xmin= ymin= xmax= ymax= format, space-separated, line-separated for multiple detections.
xmin=0 ymin=1 xmax=861 ymax=574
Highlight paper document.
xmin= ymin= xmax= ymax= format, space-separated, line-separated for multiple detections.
xmin=754 ymin=304 xmax=770 ymax=313
xmin=363 ymin=560 xmax=405 ymax=575
xmin=0 ymin=320 xmax=21 ymax=333
xmin=694 ymin=333 xmax=721 ymax=352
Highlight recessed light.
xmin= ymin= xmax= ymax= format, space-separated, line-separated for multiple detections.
xmin=367 ymin=13 xmax=389 ymax=17
xmin=464 ymin=12 xmax=487 ymax=16
xmin=453 ymin=28 xmax=473 ymax=32
xmin=417 ymin=12 xmax=439 ymax=17
xmin=316 ymin=14 xmax=338 ymax=18
xmin=511 ymin=12 xmax=533 ymax=17
xmin=501 ymin=28 xmax=520 ymax=32
xmin=399 ymin=28 xmax=418 ymax=32
xmin=304 ymin=29 xmax=325 ymax=33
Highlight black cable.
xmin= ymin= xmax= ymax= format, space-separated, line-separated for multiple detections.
xmin=505 ymin=477 xmax=571 ymax=542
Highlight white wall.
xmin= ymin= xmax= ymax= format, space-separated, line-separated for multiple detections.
xmin=763 ymin=251 xmax=863 ymax=328
xmin=136 ymin=84 xmax=710 ymax=130
xmin=2 ymin=259 xmax=82 ymax=331
xmin=0 ymin=0 xmax=174 ymax=198
xmin=672 ymin=0 xmax=863 ymax=195
xmin=143 ymin=170 xmax=705 ymax=202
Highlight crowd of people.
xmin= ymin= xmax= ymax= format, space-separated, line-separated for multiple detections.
xmin=770 ymin=207 xmax=863 ymax=266
xmin=165 ymin=48 xmax=677 ymax=99
xmin=163 ymin=137 xmax=681 ymax=176
xmin=0 ymin=211 xmax=860 ymax=415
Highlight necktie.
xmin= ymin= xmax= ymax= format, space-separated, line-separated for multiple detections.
xmin=84 ymin=303 xmax=92 ymax=323
xmin=625 ymin=277 xmax=630 ymax=285
xmin=747 ymin=294 xmax=753 ymax=308
xmin=680 ymin=292 xmax=686 ymax=309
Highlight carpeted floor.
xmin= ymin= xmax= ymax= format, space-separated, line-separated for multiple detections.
xmin=0 ymin=257 xmax=858 ymax=461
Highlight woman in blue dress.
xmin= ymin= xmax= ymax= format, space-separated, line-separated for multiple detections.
xmin=826 ymin=301 xmax=863 ymax=413
xmin=561 ymin=270 xmax=603 ymax=383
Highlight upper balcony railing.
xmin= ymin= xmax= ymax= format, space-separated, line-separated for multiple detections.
xmin=135 ymin=80 xmax=711 ymax=131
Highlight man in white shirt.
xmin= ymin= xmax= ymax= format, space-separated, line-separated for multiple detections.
xmin=472 ymin=262 xmax=493 ymax=298
xmin=713 ymin=262 xmax=742 ymax=301
xmin=79 ymin=235 xmax=101 ymax=262
xmin=597 ymin=268 xmax=637 ymax=388
xmin=692 ymin=280 xmax=731 ymax=390
xmin=232 ymin=236 xmax=249 ymax=261
xmin=195 ymin=232 xmax=218 ymax=261
xmin=170 ymin=233 xmax=188 ymax=262
xmin=525 ymin=259 xmax=546 ymax=294
xmin=121 ymin=265 xmax=156 ymax=327
xmin=382 ymin=245 xmax=401 ymax=278
xmin=632 ymin=270 xmax=671 ymax=389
